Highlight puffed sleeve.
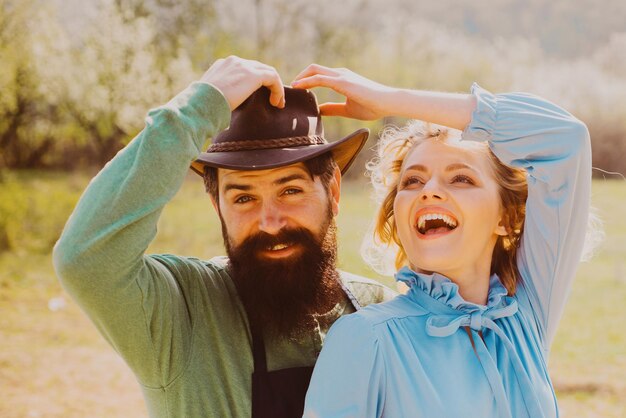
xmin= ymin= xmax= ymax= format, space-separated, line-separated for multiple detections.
xmin=303 ymin=313 xmax=386 ymax=418
xmin=463 ymin=83 xmax=592 ymax=348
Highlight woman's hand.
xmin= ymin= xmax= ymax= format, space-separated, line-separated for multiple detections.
xmin=293 ymin=63 xmax=476 ymax=129
xmin=291 ymin=64 xmax=396 ymax=120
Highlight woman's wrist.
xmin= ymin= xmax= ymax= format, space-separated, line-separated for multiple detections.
xmin=386 ymin=89 xmax=476 ymax=130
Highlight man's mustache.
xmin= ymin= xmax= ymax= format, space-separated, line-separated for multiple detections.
xmin=237 ymin=227 xmax=319 ymax=254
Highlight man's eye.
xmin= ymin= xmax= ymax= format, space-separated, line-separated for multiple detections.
xmin=452 ymin=174 xmax=475 ymax=185
xmin=234 ymin=195 xmax=254 ymax=204
xmin=283 ymin=188 xmax=302 ymax=196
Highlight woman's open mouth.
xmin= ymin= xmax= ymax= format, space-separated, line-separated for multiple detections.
xmin=416 ymin=212 xmax=458 ymax=237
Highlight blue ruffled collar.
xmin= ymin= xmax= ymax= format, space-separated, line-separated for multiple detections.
xmin=395 ymin=266 xmax=509 ymax=313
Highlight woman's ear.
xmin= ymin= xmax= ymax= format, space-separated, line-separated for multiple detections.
xmin=495 ymin=215 xmax=508 ymax=236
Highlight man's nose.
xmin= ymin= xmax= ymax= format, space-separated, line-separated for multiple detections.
xmin=420 ymin=178 xmax=447 ymax=201
xmin=258 ymin=200 xmax=287 ymax=235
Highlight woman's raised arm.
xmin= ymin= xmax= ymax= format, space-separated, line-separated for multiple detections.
xmin=292 ymin=64 xmax=475 ymax=129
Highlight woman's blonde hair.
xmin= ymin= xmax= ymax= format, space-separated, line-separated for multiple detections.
xmin=363 ymin=121 xmax=528 ymax=295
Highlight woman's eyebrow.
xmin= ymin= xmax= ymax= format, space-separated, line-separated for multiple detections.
xmin=403 ymin=164 xmax=428 ymax=173
xmin=403 ymin=163 xmax=477 ymax=173
xmin=445 ymin=163 xmax=477 ymax=172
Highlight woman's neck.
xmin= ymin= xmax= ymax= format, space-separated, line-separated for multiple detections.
xmin=455 ymin=277 xmax=490 ymax=305
xmin=416 ymin=265 xmax=492 ymax=305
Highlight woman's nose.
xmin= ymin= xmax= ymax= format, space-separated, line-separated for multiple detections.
xmin=419 ymin=179 xmax=446 ymax=201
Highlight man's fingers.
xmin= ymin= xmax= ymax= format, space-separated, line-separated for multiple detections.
xmin=268 ymin=88 xmax=286 ymax=108
xmin=261 ymin=69 xmax=286 ymax=108
xmin=319 ymin=102 xmax=349 ymax=117
xmin=293 ymin=64 xmax=337 ymax=82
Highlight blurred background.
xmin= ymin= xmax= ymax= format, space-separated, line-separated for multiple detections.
xmin=1 ymin=0 xmax=625 ymax=417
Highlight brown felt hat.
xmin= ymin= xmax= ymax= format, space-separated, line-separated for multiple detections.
xmin=191 ymin=86 xmax=369 ymax=175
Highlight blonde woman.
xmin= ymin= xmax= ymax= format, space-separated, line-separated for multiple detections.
xmin=292 ymin=65 xmax=593 ymax=418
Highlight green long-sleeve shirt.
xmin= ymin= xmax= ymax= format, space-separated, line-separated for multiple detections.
xmin=53 ymin=82 xmax=395 ymax=418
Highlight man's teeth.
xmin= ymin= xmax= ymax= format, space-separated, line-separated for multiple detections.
xmin=417 ymin=213 xmax=458 ymax=231
xmin=269 ymin=243 xmax=289 ymax=251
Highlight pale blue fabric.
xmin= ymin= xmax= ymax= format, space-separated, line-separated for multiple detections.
xmin=303 ymin=84 xmax=591 ymax=418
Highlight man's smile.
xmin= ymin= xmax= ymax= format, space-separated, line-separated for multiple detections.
xmin=258 ymin=242 xmax=301 ymax=259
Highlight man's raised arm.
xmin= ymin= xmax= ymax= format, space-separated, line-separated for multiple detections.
xmin=52 ymin=57 xmax=284 ymax=386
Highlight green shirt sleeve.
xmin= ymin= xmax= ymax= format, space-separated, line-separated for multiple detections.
xmin=52 ymin=82 xmax=231 ymax=388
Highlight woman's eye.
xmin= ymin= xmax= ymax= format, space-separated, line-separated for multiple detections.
xmin=452 ymin=174 xmax=475 ymax=185
xmin=234 ymin=195 xmax=254 ymax=204
xmin=401 ymin=176 xmax=423 ymax=188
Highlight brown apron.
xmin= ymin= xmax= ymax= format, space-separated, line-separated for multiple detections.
xmin=248 ymin=283 xmax=361 ymax=418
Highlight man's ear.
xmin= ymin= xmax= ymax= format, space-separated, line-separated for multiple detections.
xmin=209 ymin=194 xmax=220 ymax=215
xmin=209 ymin=169 xmax=222 ymax=215
xmin=329 ymin=166 xmax=341 ymax=216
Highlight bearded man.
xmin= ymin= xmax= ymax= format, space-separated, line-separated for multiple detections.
xmin=53 ymin=56 xmax=395 ymax=418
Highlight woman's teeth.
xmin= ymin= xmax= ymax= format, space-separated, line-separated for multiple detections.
xmin=417 ymin=213 xmax=458 ymax=234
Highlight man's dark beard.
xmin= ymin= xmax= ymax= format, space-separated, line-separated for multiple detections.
xmin=223 ymin=216 xmax=343 ymax=339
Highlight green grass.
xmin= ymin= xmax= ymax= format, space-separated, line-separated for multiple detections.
xmin=1 ymin=172 xmax=625 ymax=417
xmin=549 ymin=180 xmax=626 ymax=417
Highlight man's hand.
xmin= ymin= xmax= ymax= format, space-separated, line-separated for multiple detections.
xmin=291 ymin=64 xmax=396 ymax=120
xmin=201 ymin=56 xmax=285 ymax=110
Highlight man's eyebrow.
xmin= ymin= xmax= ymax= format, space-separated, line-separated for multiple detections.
xmin=273 ymin=173 xmax=309 ymax=185
xmin=222 ymin=173 xmax=308 ymax=193
xmin=222 ymin=183 xmax=252 ymax=193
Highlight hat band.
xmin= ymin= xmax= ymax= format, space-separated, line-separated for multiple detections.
xmin=207 ymin=135 xmax=326 ymax=152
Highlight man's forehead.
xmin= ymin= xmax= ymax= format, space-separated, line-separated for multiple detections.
xmin=218 ymin=162 xmax=311 ymax=186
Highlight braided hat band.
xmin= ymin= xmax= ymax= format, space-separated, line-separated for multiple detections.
xmin=206 ymin=135 xmax=326 ymax=152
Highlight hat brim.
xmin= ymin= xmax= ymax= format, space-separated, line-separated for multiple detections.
xmin=191 ymin=128 xmax=369 ymax=176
